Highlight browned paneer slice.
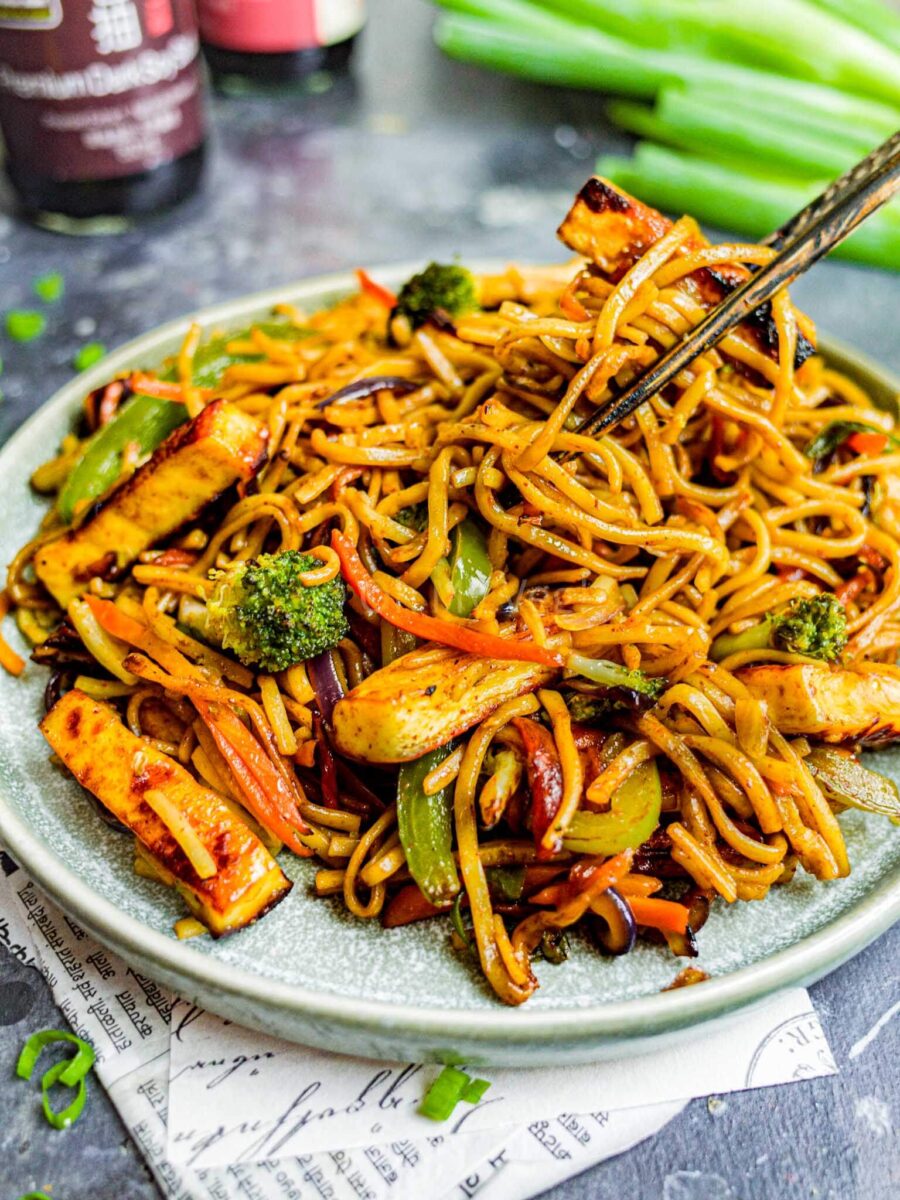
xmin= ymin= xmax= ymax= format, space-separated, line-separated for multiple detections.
xmin=35 ymin=401 xmax=267 ymax=608
xmin=41 ymin=689 xmax=291 ymax=935
xmin=332 ymin=645 xmax=555 ymax=763
xmin=738 ymin=663 xmax=900 ymax=745
xmin=557 ymin=176 xmax=814 ymax=365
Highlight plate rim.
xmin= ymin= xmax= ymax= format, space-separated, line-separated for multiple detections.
xmin=1 ymin=262 xmax=899 ymax=1051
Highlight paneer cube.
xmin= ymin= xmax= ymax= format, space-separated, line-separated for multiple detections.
xmin=35 ymin=401 xmax=267 ymax=608
xmin=41 ymin=689 xmax=291 ymax=935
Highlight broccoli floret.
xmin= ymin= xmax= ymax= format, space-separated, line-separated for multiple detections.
xmin=394 ymin=502 xmax=429 ymax=532
xmin=710 ymin=594 xmax=847 ymax=663
xmin=566 ymin=654 xmax=667 ymax=718
xmin=205 ymin=550 xmax=348 ymax=672
xmin=394 ymin=262 xmax=477 ymax=329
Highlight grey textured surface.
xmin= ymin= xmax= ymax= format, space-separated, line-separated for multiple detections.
xmin=0 ymin=0 xmax=898 ymax=1196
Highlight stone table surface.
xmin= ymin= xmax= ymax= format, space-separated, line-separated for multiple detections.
xmin=0 ymin=2 xmax=898 ymax=1197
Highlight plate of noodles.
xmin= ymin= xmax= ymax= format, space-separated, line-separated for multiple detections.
xmin=0 ymin=179 xmax=898 ymax=1066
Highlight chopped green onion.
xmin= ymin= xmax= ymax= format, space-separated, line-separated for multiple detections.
xmin=6 ymin=310 xmax=46 ymax=342
xmin=17 ymin=1028 xmax=96 ymax=1087
xmin=73 ymin=342 xmax=107 ymax=372
xmin=460 ymin=1076 xmax=491 ymax=1104
xmin=40 ymin=1058 xmax=88 ymax=1130
xmin=32 ymin=272 xmax=64 ymax=303
xmin=419 ymin=1065 xmax=491 ymax=1121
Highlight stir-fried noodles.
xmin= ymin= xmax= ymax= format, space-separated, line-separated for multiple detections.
xmin=6 ymin=179 xmax=900 ymax=1003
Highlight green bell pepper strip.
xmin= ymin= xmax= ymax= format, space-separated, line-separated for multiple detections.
xmin=432 ymin=516 xmax=493 ymax=617
xmin=561 ymin=759 xmax=662 ymax=855
xmin=186 ymin=321 xmax=311 ymax=387
xmin=16 ymin=1028 xmax=95 ymax=1087
xmin=57 ymin=318 xmax=311 ymax=524
xmin=397 ymin=745 xmax=461 ymax=905
xmin=57 ymin=393 xmax=187 ymax=523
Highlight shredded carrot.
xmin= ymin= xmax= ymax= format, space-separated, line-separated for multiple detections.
xmin=332 ymin=530 xmax=563 ymax=667
xmin=626 ymin=896 xmax=691 ymax=935
xmin=193 ymin=697 xmax=312 ymax=855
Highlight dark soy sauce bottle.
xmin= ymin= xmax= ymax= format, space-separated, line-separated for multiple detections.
xmin=198 ymin=0 xmax=365 ymax=94
xmin=0 ymin=0 xmax=206 ymax=231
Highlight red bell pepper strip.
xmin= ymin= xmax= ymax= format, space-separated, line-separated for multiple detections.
xmin=846 ymin=430 xmax=888 ymax=456
xmin=355 ymin=268 xmax=398 ymax=309
xmin=626 ymin=896 xmax=690 ymax=935
xmin=331 ymin=530 xmax=563 ymax=668
xmin=514 ymin=716 xmax=564 ymax=861
xmin=382 ymin=883 xmax=449 ymax=927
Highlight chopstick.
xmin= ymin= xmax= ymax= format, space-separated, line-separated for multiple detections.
xmin=569 ymin=129 xmax=900 ymax=445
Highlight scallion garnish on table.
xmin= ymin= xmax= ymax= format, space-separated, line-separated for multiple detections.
xmin=419 ymin=1065 xmax=492 ymax=1121
xmin=16 ymin=1028 xmax=96 ymax=1130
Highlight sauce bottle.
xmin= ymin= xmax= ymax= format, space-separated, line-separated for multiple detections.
xmin=0 ymin=0 xmax=206 ymax=230
xmin=197 ymin=0 xmax=365 ymax=93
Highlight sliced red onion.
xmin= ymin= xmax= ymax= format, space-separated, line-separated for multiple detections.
xmin=315 ymin=375 xmax=418 ymax=410
xmin=588 ymin=887 xmax=636 ymax=956
xmin=307 ymin=650 xmax=346 ymax=726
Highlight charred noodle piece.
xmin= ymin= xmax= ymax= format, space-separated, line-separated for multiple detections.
xmin=34 ymin=401 xmax=267 ymax=608
xmin=738 ymin=663 xmax=900 ymax=745
xmin=557 ymin=176 xmax=815 ymax=367
xmin=331 ymin=646 xmax=555 ymax=763
xmin=41 ymin=690 xmax=291 ymax=935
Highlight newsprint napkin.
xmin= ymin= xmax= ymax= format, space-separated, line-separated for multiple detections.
xmin=0 ymin=854 xmax=838 ymax=1200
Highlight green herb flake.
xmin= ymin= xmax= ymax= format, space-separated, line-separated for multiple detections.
xmin=73 ymin=342 xmax=107 ymax=372
xmin=6 ymin=310 xmax=46 ymax=342
xmin=33 ymin=271 xmax=65 ymax=302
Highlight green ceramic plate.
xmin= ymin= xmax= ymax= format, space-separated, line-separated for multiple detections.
xmin=0 ymin=265 xmax=898 ymax=1066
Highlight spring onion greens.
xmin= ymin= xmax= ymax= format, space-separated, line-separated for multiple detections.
xmin=16 ymin=1028 xmax=96 ymax=1087
xmin=73 ymin=342 xmax=107 ymax=372
xmin=40 ymin=1058 xmax=89 ymax=1129
xmin=432 ymin=0 xmax=900 ymax=269
xmin=6 ymin=310 xmax=46 ymax=342
xmin=597 ymin=146 xmax=900 ymax=270
xmin=32 ymin=272 xmax=64 ymax=303
xmin=419 ymin=1065 xmax=491 ymax=1120
xmin=16 ymin=1028 xmax=96 ymax=1132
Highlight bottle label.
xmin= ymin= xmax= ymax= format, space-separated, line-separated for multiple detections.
xmin=0 ymin=0 xmax=205 ymax=182
xmin=197 ymin=0 xmax=365 ymax=54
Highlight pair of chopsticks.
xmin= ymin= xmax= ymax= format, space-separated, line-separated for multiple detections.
xmin=570 ymin=129 xmax=900 ymax=443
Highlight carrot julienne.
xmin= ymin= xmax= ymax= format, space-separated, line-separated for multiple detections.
xmin=331 ymin=530 xmax=563 ymax=667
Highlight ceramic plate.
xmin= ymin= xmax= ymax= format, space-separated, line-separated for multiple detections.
xmin=0 ymin=265 xmax=898 ymax=1066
